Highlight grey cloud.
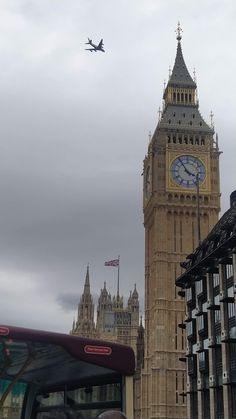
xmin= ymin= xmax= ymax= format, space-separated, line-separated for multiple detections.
xmin=0 ymin=0 xmax=235 ymax=332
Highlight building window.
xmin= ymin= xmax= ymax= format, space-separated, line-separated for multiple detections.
xmin=214 ymin=309 xmax=221 ymax=324
xmin=197 ymin=315 xmax=204 ymax=331
xmin=228 ymin=303 xmax=235 ymax=318
xmin=213 ymin=273 xmax=219 ymax=287
xmin=226 ymin=264 xmax=233 ymax=279
xmin=186 ymin=288 xmax=192 ymax=302
xmin=186 ymin=321 xmax=193 ymax=337
xmin=196 ymin=280 xmax=203 ymax=296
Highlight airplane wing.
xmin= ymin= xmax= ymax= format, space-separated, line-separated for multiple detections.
xmin=98 ymin=39 xmax=104 ymax=48
xmin=85 ymin=48 xmax=96 ymax=52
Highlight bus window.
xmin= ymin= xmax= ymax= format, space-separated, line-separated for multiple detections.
xmin=0 ymin=326 xmax=135 ymax=419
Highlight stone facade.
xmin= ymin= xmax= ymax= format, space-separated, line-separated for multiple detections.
xmin=141 ymin=26 xmax=220 ymax=419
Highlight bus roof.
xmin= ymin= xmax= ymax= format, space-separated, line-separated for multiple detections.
xmin=0 ymin=325 xmax=135 ymax=391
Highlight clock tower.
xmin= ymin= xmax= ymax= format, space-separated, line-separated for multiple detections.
xmin=141 ymin=25 xmax=220 ymax=419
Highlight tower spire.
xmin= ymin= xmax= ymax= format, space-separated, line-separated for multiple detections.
xmin=84 ymin=264 xmax=90 ymax=294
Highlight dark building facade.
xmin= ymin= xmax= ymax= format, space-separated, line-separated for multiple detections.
xmin=176 ymin=191 xmax=236 ymax=419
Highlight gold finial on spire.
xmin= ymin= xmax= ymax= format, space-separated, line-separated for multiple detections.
xmin=175 ymin=21 xmax=183 ymax=42
xmin=193 ymin=68 xmax=197 ymax=83
xmin=168 ymin=66 xmax=172 ymax=79
xmin=158 ymin=107 xmax=162 ymax=121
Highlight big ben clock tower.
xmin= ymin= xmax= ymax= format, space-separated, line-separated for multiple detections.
xmin=141 ymin=25 xmax=220 ymax=419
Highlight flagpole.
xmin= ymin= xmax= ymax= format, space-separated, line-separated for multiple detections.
xmin=117 ymin=255 xmax=120 ymax=296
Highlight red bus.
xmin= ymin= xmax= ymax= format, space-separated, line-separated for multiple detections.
xmin=0 ymin=325 xmax=135 ymax=419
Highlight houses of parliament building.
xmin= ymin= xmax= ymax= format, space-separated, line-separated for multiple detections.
xmin=70 ymin=265 xmax=144 ymax=363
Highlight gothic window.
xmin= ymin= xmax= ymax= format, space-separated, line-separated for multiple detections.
xmin=181 ymin=320 xmax=185 ymax=349
xmin=175 ymin=373 xmax=178 ymax=404
xmin=180 ymin=219 xmax=183 ymax=252
xmin=174 ymin=217 xmax=177 ymax=252
xmin=175 ymin=313 xmax=178 ymax=349
xmin=201 ymin=137 xmax=205 ymax=145
xmin=181 ymin=93 xmax=184 ymax=101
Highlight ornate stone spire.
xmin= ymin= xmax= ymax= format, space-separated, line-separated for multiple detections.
xmin=158 ymin=23 xmax=213 ymax=133
xmin=84 ymin=264 xmax=90 ymax=294
xmin=168 ymin=22 xmax=196 ymax=88
xmin=71 ymin=266 xmax=96 ymax=338
xmin=132 ymin=283 xmax=139 ymax=299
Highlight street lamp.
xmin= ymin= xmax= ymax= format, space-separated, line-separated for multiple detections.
xmin=195 ymin=173 xmax=201 ymax=244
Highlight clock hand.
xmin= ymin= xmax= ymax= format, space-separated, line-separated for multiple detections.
xmin=177 ymin=158 xmax=195 ymax=176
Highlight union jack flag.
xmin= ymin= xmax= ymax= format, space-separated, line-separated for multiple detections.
xmin=104 ymin=259 xmax=119 ymax=267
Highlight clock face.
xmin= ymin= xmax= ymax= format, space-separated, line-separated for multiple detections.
xmin=170 ymin=155 xmax=206 ymax=188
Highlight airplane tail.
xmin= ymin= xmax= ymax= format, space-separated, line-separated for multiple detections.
xmin=85 ymin=38 xmax=92 ymax=45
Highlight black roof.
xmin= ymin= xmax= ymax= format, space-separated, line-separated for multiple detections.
xmin=168 ymin=40 xmax=196 ymax=88
xmin=159 ymin=104 xmax=213 ymax=133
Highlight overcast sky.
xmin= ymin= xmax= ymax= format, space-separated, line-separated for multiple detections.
xmin=0 ymin=0 xmax=235 ymax=333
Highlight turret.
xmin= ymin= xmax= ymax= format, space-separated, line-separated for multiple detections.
xmin=71 ymin=265 xmax=96 ymax=338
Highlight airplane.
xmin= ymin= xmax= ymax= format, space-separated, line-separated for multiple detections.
xmin=85 ymin=38 xmax=105 ymax=53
